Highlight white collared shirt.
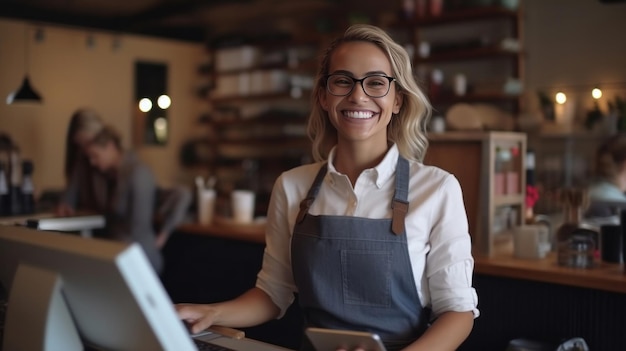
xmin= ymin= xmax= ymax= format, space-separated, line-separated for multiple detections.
xmin=256 ymin=144 xmax=479 ymax=319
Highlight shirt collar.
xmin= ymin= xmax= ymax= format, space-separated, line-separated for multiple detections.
xmin=326 ymin=144 xmax=399 ymax=188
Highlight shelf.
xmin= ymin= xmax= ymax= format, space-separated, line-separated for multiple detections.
xmin=431 ymin=92 xmax=521 ymax=105
xmin=424 ymin=132 xmax=526 ymax=256
xmin=494 ymin=194 xmax=524 ymax=207
xmin=394 ymin=6 xmax=519 ymax=28
xmin=210 ymin=91 xmax=308 ymax=104
xmin=216 ymin=139 xmax=310 ymax=160
xmin=213 ymin=58 xmax=318 ymax=76
xmin=416 ymin=47 xmax=520 ymax=63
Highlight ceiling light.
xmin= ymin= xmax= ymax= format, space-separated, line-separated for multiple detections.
xmin=7 ymin=26 xmax=43 ymax=104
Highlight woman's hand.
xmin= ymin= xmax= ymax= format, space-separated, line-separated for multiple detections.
xmin=175 ymin=303 xmax=220 ymax=334
xmin=55 ymin=203 xmax=75 ymax=216
xmin=155 ymin=231 xmax=169 ymax=249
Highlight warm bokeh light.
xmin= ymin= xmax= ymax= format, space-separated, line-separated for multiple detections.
xmin=157 ymin=94 xmax=171 ymax=109
xmin=154 ymin=117 xmax=168 ymax=142
xmin=555 ymin=92 xmax=567 ymax=104
xmin=138 ymin=98 xmax=152 ymax=112
xmin=592 ymin=88 xmax=602 ymax=100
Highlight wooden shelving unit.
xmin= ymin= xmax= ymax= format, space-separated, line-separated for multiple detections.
xmin=393 ymin=6 xmax=519 ymax=27
xmin=391 ymin=3 xmax=524 ymax=116
xmin=193 ymin=36 xmax=323 ymax=215
xmin=424 ymin=131 xmax=527 ymax=256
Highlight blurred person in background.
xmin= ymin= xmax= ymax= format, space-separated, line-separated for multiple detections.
xmin=586 ymin=133 xmax=626 ymax=218
xmin=84 ymin=125 xmax=163 ymax=273
xmin=56 ymin=108 xmax=108 ymax=216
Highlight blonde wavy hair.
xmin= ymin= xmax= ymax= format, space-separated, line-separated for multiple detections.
xmin=307 ymin=24 xmax=432 ymax=162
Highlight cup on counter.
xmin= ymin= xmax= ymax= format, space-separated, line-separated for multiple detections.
xmin=600 ymin=224 xmax=622 ymax=264
xmin=231 ymin=190 xmax=255 ymax=224
xmin=197 ymin=188 xmax=216 ymax=225
xmin=513 ymin=224 xmax=550 ymax=260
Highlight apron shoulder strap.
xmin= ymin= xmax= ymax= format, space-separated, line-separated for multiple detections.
xmin=391 ymin=156 xmax=410 ymax=235
xmin=296 ymin=163 xmax=328 ymax=223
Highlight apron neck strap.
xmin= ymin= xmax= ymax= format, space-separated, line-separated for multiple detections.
xmin=295 ymin=156 xmax=410 ymax=234
xmin=296 ymin=163 xmax=328 ymax=223
xmin=391 ymin=156 xmax=410 ymax=235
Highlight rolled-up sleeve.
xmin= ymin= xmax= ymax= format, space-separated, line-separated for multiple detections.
xmin=256 ymin=174 xmax=298 ymax=318
xmin=426 ymin=175 xmax=479 ymax=318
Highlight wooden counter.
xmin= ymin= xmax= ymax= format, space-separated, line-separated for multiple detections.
xmin=177 ymin=218 xmax=626 ymax=295
xmin=474 ymin=252 xmax=626 ymax=294
xmin=176 ymin=217 xmax=266 ymax=244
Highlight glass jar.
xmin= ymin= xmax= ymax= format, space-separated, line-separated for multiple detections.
xmin=555 ymin=187 xmax=597 ymax=268
xmin=556 ymin=228 xmax=597 ymax=269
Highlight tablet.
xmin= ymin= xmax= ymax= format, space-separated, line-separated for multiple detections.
xmin=305 ymin=327 xmax=387 ymax=351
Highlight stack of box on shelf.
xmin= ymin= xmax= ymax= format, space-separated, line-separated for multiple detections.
xmin=388 ymin=0 xmax=524 ymax=119
xmin=197 ymin=35 xmax=321 ymax=216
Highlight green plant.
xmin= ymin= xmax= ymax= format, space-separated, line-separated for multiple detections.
xmin=610 ymin=96 xmax=626 ymax=131
xmin=584 ymin=101 xmax=603 ymax=130
xmin=537 ymin=91 xmax=556 ymax=121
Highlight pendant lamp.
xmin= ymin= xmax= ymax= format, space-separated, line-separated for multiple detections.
xmin=6 ymin=26 xmax=43 ymax=104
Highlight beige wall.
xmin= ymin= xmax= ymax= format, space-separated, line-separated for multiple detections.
xmin=524 ymin=0 xmax=626 ymax=119
xmin=0 ymin=19 xmax=206 ymax=195
xmin=2 ymin=1 xmax=625 ymax=196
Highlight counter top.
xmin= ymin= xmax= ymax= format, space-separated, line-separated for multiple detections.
xmin=474 ymin=252 xmax=626 ymax=294
xmin=176 ymin=217 xmax=266 ymax=244
xmin=178 ymin=219 xmax=626 ymax=294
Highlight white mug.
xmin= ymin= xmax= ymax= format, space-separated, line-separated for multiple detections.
xmin=231 ymin=190 xmax=255 ymax=224
xmin=198 ymin=189 xmax=216 ymax=225
xmin=513 ymin=224 xmax=550 ymax=259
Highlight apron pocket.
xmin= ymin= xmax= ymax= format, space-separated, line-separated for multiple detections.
xmin=341 ymin=250 xmax=391 ymax=307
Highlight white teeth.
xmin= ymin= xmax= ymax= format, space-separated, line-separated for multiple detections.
xmin=344 ymin=111 xmax=374 ymax=119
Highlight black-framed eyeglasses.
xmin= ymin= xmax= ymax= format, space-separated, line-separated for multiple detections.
xmin=325 ymin=74 xmax=396 ymax=98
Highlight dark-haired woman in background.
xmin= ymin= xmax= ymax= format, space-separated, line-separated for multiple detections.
xmin=84 ymin=125 xmax=163 ymax=273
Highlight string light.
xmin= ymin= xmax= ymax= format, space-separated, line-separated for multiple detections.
xmin=591 ymin=88 xmax=602 ymax=100
xmin=138 ymin=98 xmax=152 ymax=112
xmin=157 ymin=94 xmax=171 ymax=109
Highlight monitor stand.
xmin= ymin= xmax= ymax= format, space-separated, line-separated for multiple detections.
xmin=3 ymin=264 xmax=82 ymax=351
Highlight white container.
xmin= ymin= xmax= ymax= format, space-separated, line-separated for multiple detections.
xmin=215 ymin=45 xmax=258 ymax=72
xmin=454 ymin=74 xmax=467 ymax=96
xmin=231 ymin=190 xmax=255 ymax=224
xmin=198 ymin=189 xmax=216 ymax=225
xmin=513 ymin=225 xmax=550 ymax=260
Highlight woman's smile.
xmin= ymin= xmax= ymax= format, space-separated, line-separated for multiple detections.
xmin=342 ymin=109 xmax=377 ymax=119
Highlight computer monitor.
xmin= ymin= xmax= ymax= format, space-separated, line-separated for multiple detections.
xmin=0 ymin=225 xmax=196 ymax=351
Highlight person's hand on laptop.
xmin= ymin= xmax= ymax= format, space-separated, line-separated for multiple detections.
xmin=176 ymin=303 xmax=219 ymax=334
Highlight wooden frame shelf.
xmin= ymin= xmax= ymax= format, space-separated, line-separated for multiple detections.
xmin=424 ymin=131 xmax=527 ymax=256
xmin=416 ymin=47 xmax=521 ymax=63
xmin=210 ymin=91 xmax=308 ymax=104
xmin=494 ymin=194 xmax=524 ymax=207
xmin=393 ymin=6 xmax=519 ymax=28
xmin=390 ymin=2 xmax=524 ymax=116
xmin=430 ymin=92 xmax=521 ymax=105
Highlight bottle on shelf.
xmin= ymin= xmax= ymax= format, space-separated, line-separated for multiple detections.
xmin=20 ymin=160 xmax=35 ymax=215
xmin=0 ymin=162 xmax=9 ymax=216
xmin=8 ymin=147 xmax=22 ymax=216
xmin=506 ymin=146 xmax=520 ymax=195
xmin=494 ymin=146 xmax=510 ymax=196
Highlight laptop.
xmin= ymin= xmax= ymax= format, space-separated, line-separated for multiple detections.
xmin=0 ymin=225 xmax=291 ymax=351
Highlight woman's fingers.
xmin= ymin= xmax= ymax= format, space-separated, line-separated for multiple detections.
xmin=175 ymin=303 xmax=218 ymax=334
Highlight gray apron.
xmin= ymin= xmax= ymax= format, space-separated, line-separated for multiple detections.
xmin=291 ymin=156 xmax=429 ymax=351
